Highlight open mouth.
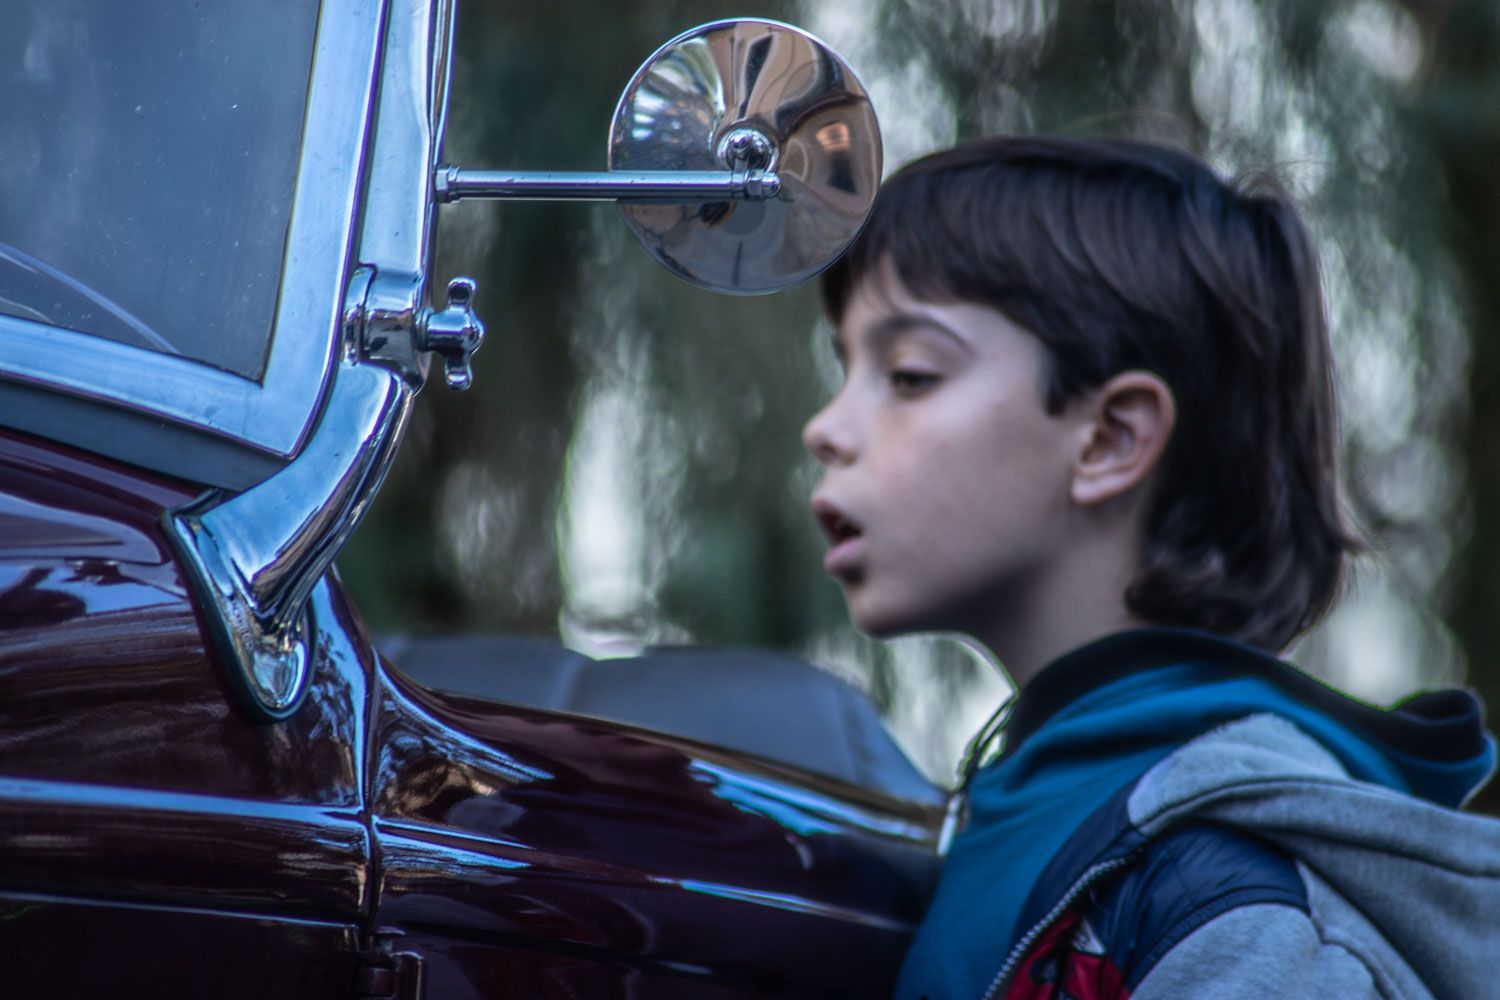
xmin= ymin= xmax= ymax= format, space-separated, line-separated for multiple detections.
xmin=812 ymin=499 xmax=866 ymax=580
xmin=813 ymin=500 xmax=863 ymax=547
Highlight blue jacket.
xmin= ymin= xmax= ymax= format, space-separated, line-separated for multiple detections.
xmin=894 ymin=628 xmax=1499 ymax=1000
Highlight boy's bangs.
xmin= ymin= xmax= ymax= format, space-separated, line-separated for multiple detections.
xmin=821 ymin=170 xmax=975 ymax=324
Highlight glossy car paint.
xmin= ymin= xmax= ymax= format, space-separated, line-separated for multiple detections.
xmin=372 ymin=667 xmax=940 ymax=996
xmin=0 ymin=427 xmax=367 ymax=996
xmin=0 ymin=426 xmax=943 ymax=996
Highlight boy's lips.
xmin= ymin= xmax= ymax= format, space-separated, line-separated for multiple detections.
xmin=812 ymin=496 xmax=866 ymax=577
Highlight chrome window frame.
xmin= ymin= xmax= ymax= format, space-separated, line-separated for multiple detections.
xmin=161 ymin=0 xmax=453 ymax=723
xmin=0 ymin=0 xmax=383 ymax=469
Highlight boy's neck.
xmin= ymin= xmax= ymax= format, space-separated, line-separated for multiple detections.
xmin=974 ymin=531 xmax=1149 ymax=691
xmin=987 ymin=608 xmax=1150 ymax=692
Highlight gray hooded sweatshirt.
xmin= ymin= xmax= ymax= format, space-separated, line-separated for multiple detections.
xmin=901 ymin=630 xmax=1499 ymax=1000
xmin=1118 ymin=713 xmax=1500 ymax=998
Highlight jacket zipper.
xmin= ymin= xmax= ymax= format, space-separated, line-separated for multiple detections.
xmin=979 ymin=856 xmax=1133 ymax=1000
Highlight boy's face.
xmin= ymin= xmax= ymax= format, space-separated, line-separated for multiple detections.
xmin=804 ymin=269 xmax=1082 ymax=640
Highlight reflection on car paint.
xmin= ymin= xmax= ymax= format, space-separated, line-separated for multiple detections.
xmin=687 ymin=758 xmax=938 ymax=843
xmin=653 ymin=875 xmax=916 ymax=931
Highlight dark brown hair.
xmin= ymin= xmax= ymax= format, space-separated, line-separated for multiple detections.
xmin=822 ymin=136 xmax=1359 ymax=652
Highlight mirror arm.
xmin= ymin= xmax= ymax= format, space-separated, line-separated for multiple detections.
xmin=434 ymin=165 xmax=781 ymax=203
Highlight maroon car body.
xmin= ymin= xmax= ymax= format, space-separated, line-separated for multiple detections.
xmin=0 ymin=3 xmax=943 ymax=993
xmin=0 ymin=427 xmax=940 ymax=996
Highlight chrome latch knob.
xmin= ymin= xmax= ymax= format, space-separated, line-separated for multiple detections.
xmin=418 ymin=277 xmax=485 ymax=390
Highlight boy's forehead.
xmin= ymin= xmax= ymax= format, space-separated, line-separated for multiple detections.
xmin=839 ymin=258 xmax=998 ymax=334
xmin=850 ymin=262 xmax=923 ymax=314
xmin=834 ymin=270 xmax=926 ymax=344
xmin=830 ymin=276 xmax=1046 ymax=373
xmin=835 ymin=273 xmax=977 ymax=342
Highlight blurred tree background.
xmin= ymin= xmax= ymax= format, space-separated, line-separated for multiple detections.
xmin=340 ymin=0 xmax=1500 ymax=809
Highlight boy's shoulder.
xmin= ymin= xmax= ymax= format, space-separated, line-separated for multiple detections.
xmin=1006 ymin=822 xmax=1307 ymax=999
xmin=1001 ymin=712 xmax=1500 ymax=1000
xmin=1080 ymin=823 xmax=1304 ymax=991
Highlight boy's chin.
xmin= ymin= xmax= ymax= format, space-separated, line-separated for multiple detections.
xmin=847 ymin=598 xmax=941 ymax=640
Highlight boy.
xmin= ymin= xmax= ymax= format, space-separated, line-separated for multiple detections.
xmin=804 ymin=137 xmax=1500 ymax=999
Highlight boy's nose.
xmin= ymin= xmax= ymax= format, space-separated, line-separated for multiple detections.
xmin=803 ymin=399 xmax=855 ymax=466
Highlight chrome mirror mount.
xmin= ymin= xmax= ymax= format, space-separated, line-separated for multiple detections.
xmin=161 ymin=0 xmax=450 ymax=723
xmin=437 ymin=18 xmax=881 ymax=296
xmin=165 ymin=358 xmax=413 ymax=722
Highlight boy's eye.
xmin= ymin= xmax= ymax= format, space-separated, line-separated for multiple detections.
xmin=890 ymin=369 xmax=939 ymax=394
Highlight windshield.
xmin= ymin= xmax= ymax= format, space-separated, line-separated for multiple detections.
xmin=0 ymin=0 xmax=320 ymax=381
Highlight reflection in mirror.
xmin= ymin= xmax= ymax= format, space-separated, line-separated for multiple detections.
xmin=610 ymin=18 xmax=881 ymax=294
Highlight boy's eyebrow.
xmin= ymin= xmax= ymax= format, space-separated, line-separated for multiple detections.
xmin=866 ymin=312 xmax=971 ymax=351
xmin=828 ymin=311 xmax=971 ymax=364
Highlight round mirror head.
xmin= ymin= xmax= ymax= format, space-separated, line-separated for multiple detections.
xmin=609 ymin=18 xmax=882 ymax=295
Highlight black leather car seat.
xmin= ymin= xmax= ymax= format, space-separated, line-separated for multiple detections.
xmin=380 ymin=634 xmax=945 ymax=806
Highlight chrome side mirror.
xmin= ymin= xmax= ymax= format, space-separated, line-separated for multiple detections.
xmin=437 ymin=18 xmax=881 ymax=296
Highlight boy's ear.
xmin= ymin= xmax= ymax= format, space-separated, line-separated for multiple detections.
xmin=1070 ymin=371 xmax=1177 ymax=507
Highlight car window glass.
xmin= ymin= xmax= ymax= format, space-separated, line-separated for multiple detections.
xmin=0 ymin=0 xmax=320 ymax=381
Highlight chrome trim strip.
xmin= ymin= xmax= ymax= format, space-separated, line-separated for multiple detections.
xmin=358 ymin=0 xmax=449 ymax=278
xmin=0 ymin=0 xmax=383 ymax=459
xmin=353 ymin=0 xmax=453 ymax=387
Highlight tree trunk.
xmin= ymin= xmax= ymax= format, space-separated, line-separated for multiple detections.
xmin=1417 ymin=0 xmax=1500 ymax=813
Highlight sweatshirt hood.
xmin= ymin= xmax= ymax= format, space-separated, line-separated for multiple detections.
xmin=1002 ymin=627 xmax=1496 ymax=808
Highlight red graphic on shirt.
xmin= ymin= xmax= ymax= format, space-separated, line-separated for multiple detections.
xmin=1005 ymin=907 xmax=1130 ymax=1000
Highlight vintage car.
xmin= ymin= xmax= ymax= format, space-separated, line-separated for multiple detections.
xmin=0 ymin=2 xmax=945 ymax=996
